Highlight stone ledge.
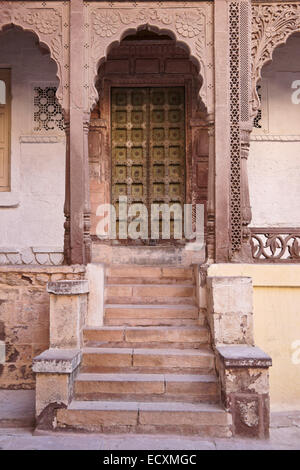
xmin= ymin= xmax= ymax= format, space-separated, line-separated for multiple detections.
xmin=33 ymin=348 xmax=82 ymax=374
xmin=0 ymin=265 xmax=85 ymax=273
xmin=47 ymin=280 xmax=89 ymax=295
xmin=217 ymin=345 xmax=272 ymax=368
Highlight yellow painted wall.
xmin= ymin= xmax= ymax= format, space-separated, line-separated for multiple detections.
xmin=207 ymin=264 xmax=300 ymax=411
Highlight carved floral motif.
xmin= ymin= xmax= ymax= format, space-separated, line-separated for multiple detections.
xmin=251 ymin=4 xmax=300 ymax=115
xmin=0 ymin=2 xmax=69 ymax=109
xmin=87 ymin=4 xmax=214 ymax=114
xmin=175 ymin=11 xmax=204 ymax=38
xmin=17 ymin=9 xmax=60 ymax=35
xmin=93 ymin=11 xmax=119 ymax=37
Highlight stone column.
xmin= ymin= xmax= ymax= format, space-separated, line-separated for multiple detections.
xmin=65 ymin=0 xmax=91 ymax=265
xmin=214 ymin=0 xmax=231 ymax=262
xmin=206 ymin=115 xmax=215 ymax=262
xmin=214 ymin=0 xmax=253 ymax=262
xmin=47 ymin=280 xmax=89 ymax=349
xmin=63 ymin=115 xmax=71 ymax=264
xmin=240 ymin=126 xmax=253 ymax=261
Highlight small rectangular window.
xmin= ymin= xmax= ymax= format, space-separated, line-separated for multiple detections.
xmin=0 ymin=69 xmax=11 ymax=192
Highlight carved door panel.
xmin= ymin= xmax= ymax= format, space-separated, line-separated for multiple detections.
xmin=111 ymin=86 xmax=185 ymax=240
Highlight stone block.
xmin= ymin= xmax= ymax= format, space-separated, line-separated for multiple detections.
xmin=207 ymin=276 xmax=253 ymax=314
xmin=35 ymin=372 xmax=71 ymax=417
xmin=207 ymin=276 xmax=254 ymax=346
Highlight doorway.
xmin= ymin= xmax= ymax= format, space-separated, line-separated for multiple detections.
xmin=111 ymin=86 xmax=185 ymax=240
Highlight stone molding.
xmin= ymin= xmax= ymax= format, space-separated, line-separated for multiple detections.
xmin=217 ymin=345 xmax=272 ymax=368
xmin=19 ymin=135 xmax=64 ymax=143
xmin=0 ymin=1 xmax=70 ymax=110
xmin=47 ymin=279 xmax=89 ymax=295
xmin=251 ymin=134 xmax=300 ymax=141
xmin=33 ymin=348 xmax=82 ymax=374
xmin=83 ymin=1 xmax=214 ymax=114
xmin=251 ymin=3 xmax=300 ymax=118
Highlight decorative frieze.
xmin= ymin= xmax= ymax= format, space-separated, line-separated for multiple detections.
xmin=0 ymin=247 xmax=64 ymax=266
xmin=250 ymin=228 xmax=300 ymax=262
xmin=0 ymin=1 xmax=70 ymax=110
xmin=83 ymin=2 xmax=214 ymax=114
xmin=251 ymin=3 xmax=300 ymax=118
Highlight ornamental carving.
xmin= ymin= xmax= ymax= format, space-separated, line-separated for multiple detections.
xmin=0 ymin=1 xmax=69 ymax=110
xmin=84 ymin=2 xmax=213 ymax=114
xmin=251 ymin=3 xmax=300 ymax=117
xmin=250 ymin=228 xmax=300 ymax=262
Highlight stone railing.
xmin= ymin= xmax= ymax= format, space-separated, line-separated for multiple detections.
xmin=250 ymin=228 xmax=300 ymax=262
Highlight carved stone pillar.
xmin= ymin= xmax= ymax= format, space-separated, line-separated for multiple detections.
xmin=239 ymin=125 xmax=253 ymax=261
xmin=230 ymin=0 xmax=253 ymax=262
xmin=214 ymin=0 xmax=231 ymax=262
xmin=63 ymin=115 xmax=71 ymax=264
xmin=214 ymin=0 xmax=253 ymax=262
xmin=206 ymin=115 xmax=215 ymax=262
xmin=65 ymin=0 xmax=90 ymax=265
xmin=83 ymin=113 xmax=92 ymax=263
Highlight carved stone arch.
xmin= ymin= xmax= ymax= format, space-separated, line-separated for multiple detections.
xmin=251 ymin=3 xmax=300 ymax=118
xmin=83 ymin=2 xmax=214 ymax=115
xmin=0 ymin=1 xmax=69 ymax=110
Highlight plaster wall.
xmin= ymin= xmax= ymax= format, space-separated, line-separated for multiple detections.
xmin=0 ymin=28 xmax=65 ymax=255
xmin=249 ymin=34 xmax=300 ymax=227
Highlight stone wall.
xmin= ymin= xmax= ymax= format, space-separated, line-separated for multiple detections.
xmin=0 ymin=266 xmax=85 ymax=389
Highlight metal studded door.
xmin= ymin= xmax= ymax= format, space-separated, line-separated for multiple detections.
xmin=111 ymin=87 xmax=185 ymax=239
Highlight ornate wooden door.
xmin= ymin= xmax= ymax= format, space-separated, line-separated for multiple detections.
xmin=111 ymin=86 xmax=185 ymax=240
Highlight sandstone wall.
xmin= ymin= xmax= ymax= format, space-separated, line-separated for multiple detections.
xmin=0 ymin=267 xmax=85 ymax=389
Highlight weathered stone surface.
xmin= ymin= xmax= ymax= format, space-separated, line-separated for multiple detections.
xmin=0 ymin=267 xmax=85 ymax=389
xmin=207 ymin=276 xmax=253 ymax=314
xmin=33 ymin=348 xmax=82 ymax=374
xmin=207 ymin=276 xmax=254 ymax=346
xmin=35 ymin=373 xmax=72 ymax=417
xmin=217 ymin=345 xmax=272 ymax=368
xmin=50 ymin=294 xmax=87 ymax=349
xmin=47 ymin=280 xmax=89 ymax=295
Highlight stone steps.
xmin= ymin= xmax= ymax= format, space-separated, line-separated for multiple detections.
xmin=56 ymin=401 xmax=232 ymax=436
xmin=84 ymin=326 xmax=209 ymax=349
xmin=58 ymin=264 xmax=227 ymax=436
xmin=81 ymin=347 xmax=215 ymax=374
xmin=106 ymin=284 xmax=196 ymax=305
xmin=104 ymin=304 xmax=200 ymax=327
xmin=74 ymin=372 xmax=219 ymax=403
xmin=106 ymin=266 xmax=194 ymax=284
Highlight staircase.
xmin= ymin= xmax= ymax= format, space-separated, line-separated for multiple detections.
xmin=56 ymin=266 xmax=232 ymax=436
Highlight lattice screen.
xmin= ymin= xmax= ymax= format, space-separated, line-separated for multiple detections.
xmin=253 ymin=85 xmax=262 ymax=129
xmin=33 ymin=86 xmax=64 ymax=132
xmin=229 ymin=1 xmax=242 ymax=253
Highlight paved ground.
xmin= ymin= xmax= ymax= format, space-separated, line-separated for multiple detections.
xmin=0 ymin=390 xmax=299 ymax=450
